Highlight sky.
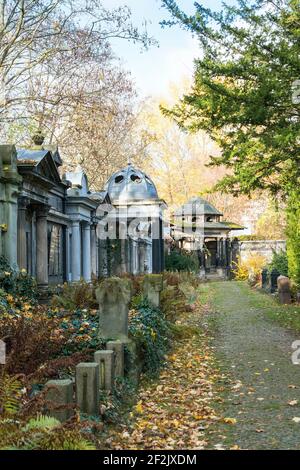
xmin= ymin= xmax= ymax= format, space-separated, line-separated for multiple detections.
xmin=101 ymin=0 xmax=223 ymax=98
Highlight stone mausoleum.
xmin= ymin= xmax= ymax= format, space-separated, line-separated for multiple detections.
xmin=0 ymin=136 xmax=166 ymax=294
xmin=171 ymin=197 xmax=243 ymax=277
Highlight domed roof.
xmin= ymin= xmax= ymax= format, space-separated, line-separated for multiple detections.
xmin=105 ymin=164 xmax=159 ymax=203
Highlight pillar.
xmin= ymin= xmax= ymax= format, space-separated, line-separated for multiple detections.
xmin=75 ymin=363 xmax=100 ymax=415
xmin=82 ymin=222 xmax=91 ymax=282
xmin=3 ymin=184 xmax=19 ymax=269
xmin=91 ymin=225 xmax=97 ymax=279
xmin=17 ymin=197 xmax=28 ymax=271
xmin=94 ymin=350 xmax=115 ymax=391
xmin=71 ymin=220 xmax=81 ymax=281
xmin=106 ymin=340 xmax=125 ymax=378
xmin=36 ymin=205 xmax=50 ymax=292
xmin=45 ymin=379 xmax=74 ymax=422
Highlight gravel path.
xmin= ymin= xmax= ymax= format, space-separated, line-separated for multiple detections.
xmin=208 ymin=281 xmax=300 ymax=450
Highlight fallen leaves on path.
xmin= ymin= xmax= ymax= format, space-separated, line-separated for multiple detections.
xmin=104 ymin=302 xmax=226 ymax=450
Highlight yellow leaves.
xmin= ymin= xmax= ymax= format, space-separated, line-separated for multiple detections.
xmin=223 ymin=417 xmax=237 ymax=425
xmin=150 ymin=328 xmax=157 ymax=341
xmin=135 ymin=402 xmax=144 ymax=414
xmin=168 ymin=354 xmax=177 ymax=362
xmin=6 ymin=294 xmax=14 ymax=304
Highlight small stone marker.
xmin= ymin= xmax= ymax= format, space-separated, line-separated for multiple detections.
xmin=44 ymin=379 xmax=74 ymax=422
xmin=76 ymin=363 xmax=100 ymax=415
xmin=94 ymin=350 xmax=115 ymax=391
xmin=270 ymin=269 xmax=280 ymax=293
xmin=143 ymin=274 xmax=163 ymax=308
xmin=277 ymin=275 xmax=292 ymax=304
xmin=96 ymin=277 xmax=132 ymax=340
xmin=106 ymin=340 xmax=125 ymax=378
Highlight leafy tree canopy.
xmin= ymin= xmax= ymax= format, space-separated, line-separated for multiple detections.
xmin=161 ymin=0 xmax=300 ymax=197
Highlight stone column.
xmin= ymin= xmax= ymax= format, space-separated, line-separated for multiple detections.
xmin=91 ymin=225 xmax=98 ymax=279
xmin=82 ymin=222 xmax=91 ymax=282
xmin=96 ymin=277 xmax=132 ymax=341
xmin=3 ymin=185 xmax=19 ymax=269
xmin=17 ymin=197 xmax=29 ymax=271
xmin=71 ymin=220 xmax=81 ymax=281
xmin=35 ymin=205 xmax=50 ymax=292
xmin=65 ymin=226 xmax=70 ymax=282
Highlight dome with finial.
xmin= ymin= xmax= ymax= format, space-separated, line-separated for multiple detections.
xmin=105 ymin=163 xmax=159 ymax=203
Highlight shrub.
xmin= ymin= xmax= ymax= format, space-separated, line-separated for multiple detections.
xmin=51 ymin=281 xmax=97 ymax=310
xmin=165 ymin=250 xmax=199 ymax=273
xmin=129 ymin=298 xmax=171 ymax=376
xmin=0 ymin=311 xmax=69 ymax=376
xmin=0 ymin=256 xmax=37 ymax=302
xmin=233 ymin=254 xmax=266 ymax=283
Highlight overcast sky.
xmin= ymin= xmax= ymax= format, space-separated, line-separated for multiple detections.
xmin=101 ymin=0 xmax=224 ymax=98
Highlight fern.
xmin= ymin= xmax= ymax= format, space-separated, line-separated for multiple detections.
xmin=23 ymin=415 xmax=61 ymax=431
xmin=0 ymin=374 xmax=22 ymax=416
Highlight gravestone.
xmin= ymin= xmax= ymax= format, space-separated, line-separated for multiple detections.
xmin=261 ymin=268 xmax=268 ymax=290
xmin=94 ymin=350 xmax=115 ymax=391
xmin=106 ymin=340 xmax=125 ymax=378
xmin=143 ymin=274 xmax=163 ymax=308
xmin=96 ymin=277 xmax=132 ymax=340
xmin=277 ymin=275 xmax=292 ymax=305
xmin=76 ymin=363 xmax=100 ymax=415
xmin=44 ymin=379 xmax=74 ymax=422
xmin=270 ymin=269 xmax=280 ymax=293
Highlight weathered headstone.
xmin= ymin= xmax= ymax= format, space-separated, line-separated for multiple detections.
xmin=44 ymin=379 xmax=74 ymax=422
xmin=261 ymin=268 xmax=268 ymax=290
xmin=94 ymin=350 xmax=115 ymax=391
xmin=96 ymin=277 xmax=132 ymax=340
xmin=270 ymin=269 xmax=280 ymax=293
xmin=143 ymin=274 xmax=163 ymax=308
xmin=277 ymin=275 xmax=292 ymax=305
xmin=106 ymin=340 xmax=125 ymax=378
xmin=76 ymin=363 xmax=100 ymax=415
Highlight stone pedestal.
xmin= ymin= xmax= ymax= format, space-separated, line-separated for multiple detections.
xmin=106 ymin=340 xmax=125 ymax=378
xmin=76 ymin=363 xmax=100 ymax=416
xmin=143 ymin=274 xmax=163 ymax=308
xmin=45 ymin=379 xmax=74 ymax=422
xmin=96 ymin=277 xmax=132 ymax=341
xmin=277 ymin=275 xmax=292 ymax=304
xmin=94 ymin=350 xmax=115 ymax=391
